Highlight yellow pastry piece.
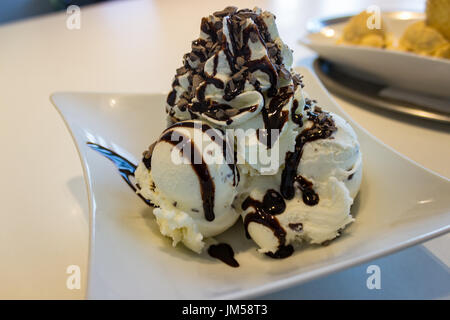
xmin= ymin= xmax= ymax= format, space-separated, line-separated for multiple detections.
xmin=338 ymin=11 xmax=389 ymax=48
xmin=399 ymin=21 xmax=449 ymax=58
xmin=336 ymin=6 xmax=449 ymax=59
xmin=426 ymin=0 xmax=450 ymax=41
xmin=435 ymin=42 xmax=450 ymax=58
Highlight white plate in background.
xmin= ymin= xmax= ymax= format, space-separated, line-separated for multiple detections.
xmin=51 ymin=67 xmax=450 ymax=299
xmin=300 ymin=12 xmax=450 ymax=99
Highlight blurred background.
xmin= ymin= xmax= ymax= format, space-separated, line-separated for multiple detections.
xmin=0 ymin=0 xmax=111 ymax=25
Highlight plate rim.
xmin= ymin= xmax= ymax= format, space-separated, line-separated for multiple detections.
xmin=300 ymin=39 xmax=450 ymax=66
xmin=312 ymin=58 xmax=450 ymax=124
xmin=305 ymin=10 xmax=425 ymax=33
xmin=50 ymin=67 xmax=450 ymax=299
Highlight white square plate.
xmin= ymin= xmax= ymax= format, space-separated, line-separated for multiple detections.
xmin=51 ymin=67 xmax=450 ymax=299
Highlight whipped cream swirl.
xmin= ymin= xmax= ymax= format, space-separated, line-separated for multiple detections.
xmin=166 ymin=6 xmax=306 ymax=146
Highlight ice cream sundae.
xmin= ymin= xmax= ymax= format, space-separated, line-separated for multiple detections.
xmin=135 ymin=7 xmax=362 ymax=259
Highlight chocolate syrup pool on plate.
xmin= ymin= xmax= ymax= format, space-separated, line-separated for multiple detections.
xmin=208 ymin=243 xmax=239 ymax=267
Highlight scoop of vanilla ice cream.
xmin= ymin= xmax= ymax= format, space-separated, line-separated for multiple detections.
xmin=284 ymin=113 xmax=362 ymax=244
xmin=135 ymin=120 xmax=240 ymax=253
xmin=299 ymin=113 xmax=362 ymax=199
xmin=135 ymin=164 xmax=205 ymax=253
xmin=239 ymin=111 xmax=362 ymax=254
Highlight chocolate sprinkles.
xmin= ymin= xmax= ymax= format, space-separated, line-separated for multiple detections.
xmin=165 ymin=7 xmax=303 ymax=127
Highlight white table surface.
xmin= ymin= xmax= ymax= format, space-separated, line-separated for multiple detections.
xmin=0 ymin=0 xmax=449 ymax=299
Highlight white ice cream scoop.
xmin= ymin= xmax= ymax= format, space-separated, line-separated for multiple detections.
xmin=299 ymin=113 xmax=362 ymax=199
xmin=239 ymin=112 xmax=362 ymax=255
xmin=135 ymin=120 xmax=240 ymax=252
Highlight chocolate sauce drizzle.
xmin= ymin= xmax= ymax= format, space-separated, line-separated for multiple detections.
xmin=265 ymin=245 xmax=294 ymax=259
xmin=166 ymin=7 xmax=297 ymax=127
xmin=240 ymin=107 xmax=337 ymax=259
xmin=165 ymin=121 xmax=239 ymax=186
xmin=281 ymin=107 xmax=337 ymax=202
xmin=242 ymin=190 xmax=293 ymax=259
xmin=291 ymin=99 xmax=303 ymax=126
xmin=156 ymin=120 xmax=240 ymax=221
xmin=86 ymin=142 xmax=152 ymax=206
xmin=167 ymin=89 xmax=177 ymax=106
xmin=257 ymin=85 xmax=294 ymax=148
xmin=262 ymin=189 xmax=286 ymax=215
xmin=208 ymin=243 xmax=239 ymax=267
xmin=294 ymin=175 xmax=319 ymax=206
xmin=159 ymin=128 xmax=216 ymax=222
